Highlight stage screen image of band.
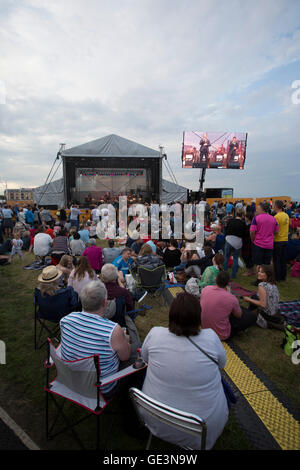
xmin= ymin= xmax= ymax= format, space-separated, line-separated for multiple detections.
xmin=182 ymin=131 xmax=248 ymax=169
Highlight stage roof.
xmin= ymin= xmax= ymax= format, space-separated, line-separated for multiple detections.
xmin=61 ymin=134 xmax=161 ymax=159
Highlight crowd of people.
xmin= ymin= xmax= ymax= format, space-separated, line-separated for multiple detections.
xmin=1 ymin=196 xmax=300 ymax=449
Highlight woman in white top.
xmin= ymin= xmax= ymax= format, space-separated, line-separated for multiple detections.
xmin=141 ymin=292 xmax=228 ymax=450
xmin=68 ymin=255 xmax=98 ymax=297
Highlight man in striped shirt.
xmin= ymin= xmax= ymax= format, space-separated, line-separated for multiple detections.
xmin=60 ymin=280 xmax=131 ymax=396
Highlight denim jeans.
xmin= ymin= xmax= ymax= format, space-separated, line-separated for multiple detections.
xmin=224 ymin=241 xmax=241 ymax=279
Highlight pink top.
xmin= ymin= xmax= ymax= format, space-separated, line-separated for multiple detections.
xmin=200 ymin=285 xmax=241 ymax=340
xmin=82 ymin=246 xmax=103 ymax=271
xmin=250 ymin=213 xmax=278 ymax=249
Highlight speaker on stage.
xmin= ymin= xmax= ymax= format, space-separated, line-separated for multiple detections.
xmin=227 ymin=162 xmax=240 ymax=169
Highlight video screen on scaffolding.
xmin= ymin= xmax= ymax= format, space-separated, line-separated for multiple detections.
xmin=182 ymin=131 xmax=248 ymax=169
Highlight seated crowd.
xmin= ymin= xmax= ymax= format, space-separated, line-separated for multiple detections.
xmin=1 ymin=197 xmax=300 ymax=449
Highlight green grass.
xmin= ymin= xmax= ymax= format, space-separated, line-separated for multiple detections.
xmin=0 ymin=246 xmax=299 ymax=451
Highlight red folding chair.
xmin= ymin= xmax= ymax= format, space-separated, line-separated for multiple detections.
xmin=44 ymin=339 xmax=147 ymax=450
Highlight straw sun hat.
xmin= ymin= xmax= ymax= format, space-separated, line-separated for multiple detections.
xmin=38 ymin=265 xmax=63 ymax=283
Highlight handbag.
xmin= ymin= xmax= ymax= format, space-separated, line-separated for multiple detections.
xmin=187 ymin=337 xmax=237 ymax=408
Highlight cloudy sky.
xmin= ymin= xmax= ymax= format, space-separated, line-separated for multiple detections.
xmin=0 ymin=0 xmax=300 ymax=199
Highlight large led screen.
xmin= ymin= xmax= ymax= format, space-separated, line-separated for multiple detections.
xmin=182 ymin=131 xmax=248 ymax=169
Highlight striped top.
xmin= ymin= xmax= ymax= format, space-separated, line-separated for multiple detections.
xmin=60 ymin=311 xmax=119 ymax=394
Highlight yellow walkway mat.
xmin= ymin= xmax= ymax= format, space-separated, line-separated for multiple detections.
xmin=223 ymin=342 xmax=300 ymax=450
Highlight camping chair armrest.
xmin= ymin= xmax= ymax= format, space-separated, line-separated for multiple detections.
xmin=126 ymin=305 xmax=152 ymax=316
xmin=98 ymin=363 xmax=148 ymax=388
xmin=43 ymin=342 xmax=62 ymax=368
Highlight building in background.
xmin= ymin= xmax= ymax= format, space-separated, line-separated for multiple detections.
xmin=4 ymin=188 xmax=34 ymax=205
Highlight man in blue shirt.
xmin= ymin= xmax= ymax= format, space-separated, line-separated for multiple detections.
xmin=112 ymin=247 xmax=134 ymax=286
xmin=225 ymin=202 xmax=234 ymax=216
xmin=78 ymin=224 xmax=90 ymax=245
xmin=25 ymin=207 xmax=35 ymax=227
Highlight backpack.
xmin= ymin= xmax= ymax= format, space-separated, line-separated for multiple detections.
xmin=291 ymin=261 xmax=300 ymax=278
xmin=281 ymin=324 xmax=300 ymax=357
xmin=185 ymin=277 xmax=201 ymax=298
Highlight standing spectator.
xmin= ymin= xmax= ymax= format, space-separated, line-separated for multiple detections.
xmin=241 ymin=213 xmax=255 ymax=276
xmin=223 ymin=209 xmax=246 ymax=279
xmin=78 ymin=224 xmax=90 ymax=246
xmin=273 ymin=200 xmax=290 ymax=282
xmin=2 ymin=204 xmax=13 ymax=237
xmin=25 ymin=206 xmax=34 ymax=227
xmin=91 ymin=205 xmax=100 ymax=223
xmin=250 ymin=199 xmax=256 ymax=216
xmin=82 ymin=238 xmax=103 ymax=274
xmin=58 ymin=206 xmax=67 ymax=226
xmin=250 ymin=202 xmax=279 ymax=268
xmin=40 ymin=207 xmax=53 ymax=225
xmin=33 ymin=205 xmax=41 ymax=225
xmin=69 ymin=204 xmax=81 ymax=231
xmin=18 ymin=207 xmax=26 ymax=226
xmin=225 ymin=201 xmax=234 ymax=217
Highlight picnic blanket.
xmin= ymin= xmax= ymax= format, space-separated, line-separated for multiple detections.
xmin=165 ymin=280 xmax=186 ymax=289
xmin=23 ymin=258 xmax=52 ymax=271
xmin=279 ymin=300 xmax=300 ymax=327
xmin=229 ymin=282 xmax=257 ymax=297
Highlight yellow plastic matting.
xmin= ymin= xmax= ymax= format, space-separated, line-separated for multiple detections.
xmin=222 ymin=342 xmax=300 ymax=450
xmin=168 ymin=286 xmax=184 ymax=298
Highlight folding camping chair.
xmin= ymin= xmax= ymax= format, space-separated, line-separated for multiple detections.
xmin=34 ymin=289 xmax=61 ymax=350
xmin=111 ymin=296 xmax=152 ymax=327
xmin=45 ymin=339 xmax=147 ymax=451
xmin=34 ymin=287 xmax=78 ymax=350
xmin=129 ymin=387 xmax=207 ymax=451
xmin=131 ymin=264 xmax=167 ymax=307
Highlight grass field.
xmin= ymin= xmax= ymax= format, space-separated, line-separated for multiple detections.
xmin=0 ymin=244 xmax=299 ymax=451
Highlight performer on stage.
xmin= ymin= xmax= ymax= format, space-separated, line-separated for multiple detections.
xmin=227 ymin=136 xmax=239 ymax=165
xmin=199 ymin=133 xmax=211 ymax=166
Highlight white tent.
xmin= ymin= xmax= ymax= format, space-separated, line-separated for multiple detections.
xmin=161 ymin=179 xmax=188 ymax=203
xmin=33 ymin=178 xmax=65 ymax=207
